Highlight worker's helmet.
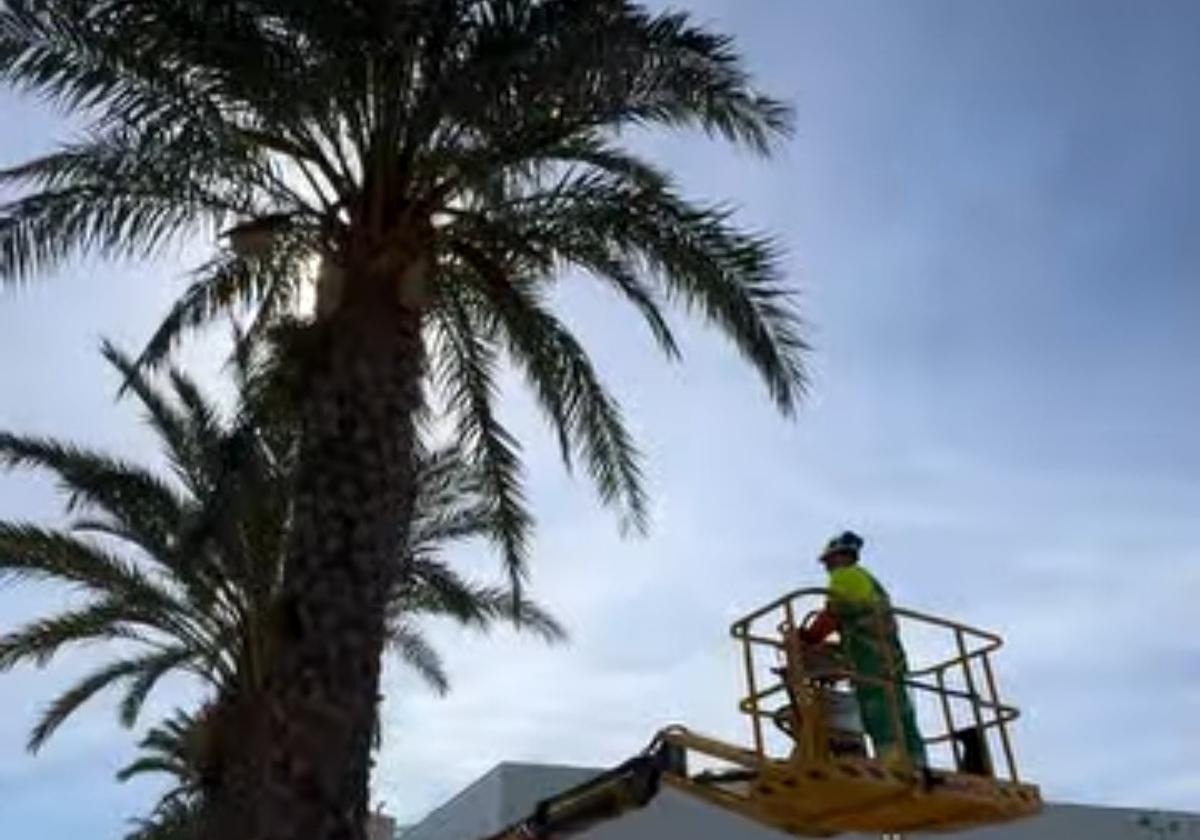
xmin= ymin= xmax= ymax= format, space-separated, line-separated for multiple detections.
xmin=820 ymin=530 xmax=864 ymax=564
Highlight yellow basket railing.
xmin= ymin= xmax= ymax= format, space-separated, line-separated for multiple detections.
xmin=729 ymin=588 xmax=1024 ymax=784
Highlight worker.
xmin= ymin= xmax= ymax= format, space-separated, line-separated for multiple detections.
xmin=798 ymin=531 xmax=927 ymax=771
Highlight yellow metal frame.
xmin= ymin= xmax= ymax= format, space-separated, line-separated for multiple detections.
xmin=487 ymin=589 xmax=1042 ymax=840
xmin=654 ymin=589 xmax=1042 ymax=836
xmin=732 ymin=588 xmax=1021 ymax=778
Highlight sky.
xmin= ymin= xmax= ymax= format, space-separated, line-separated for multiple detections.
xmin=1 ymin=1 xmax=1198 ymax=837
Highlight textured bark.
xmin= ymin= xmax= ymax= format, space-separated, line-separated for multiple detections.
xmin=202 ymin=277 xmax=424 ymax=840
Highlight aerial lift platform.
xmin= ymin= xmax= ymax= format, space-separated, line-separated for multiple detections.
xmin=487 ymin=588 xmax=1041 ymax=839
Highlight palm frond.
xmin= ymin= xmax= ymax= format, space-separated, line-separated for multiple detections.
xmin=449 ymin=170 xmax=808 ymax=413
xmin=117 ymin=706 xmax=199 ymax=784
xmin=393 ymin=557 xmax=493 ymax=626
xmin=430 ymin=288 xmax=532 ymax=587
xmin=161 ymin=362 xmax=230 ymax=496
xmin=116 ymin=754 xmax=191 ymax=785
xmin=0 ymin=523 xmax=179 ymax=607
xmin=392 ymin=558 xmax=566 ymax=643
xmin=0 ymin=599 xmax=154 ymax=671
xmin=0 ymin=0 xmax=216 ymax=126
xmin=100 ymin=341 xmax=193 ymax=467
xmin=409 ymin=501 xmax=496 ymax=554
xmin=0 ymin=135 xmax=235 ymax=284
xmin=135 ymin=240 xmax=309 ymax=372
xmin=123 ymin=796 xmax=202 ymax=840
xmin=118 ymin=645 xmax=197 ymax=727
xmin=0 ymin=430 xmax=185 ymax=559
xmin=0 ymin=522 xmax=229 ymax=673
xmin=385 ymin=622 xmax=449 ymax=696
xmin=459 ymin=585 xmax=567 ymax=644
xmin=411 ymin=443 xmax=480 ymax=518
xmin=430 ymin=2 xmax=792 ymax=189
xmin=118 ymin=707 xmax=207 ymax=838
xmin=446 ymin=253 xmax=649 ymax=532
xmin=409 ymin=443 xmax=501 ymax=552
xmin=167 ymin=367 xmax=223 ymax=457
xmin=28 ymin=651 xmax=174 ymax=752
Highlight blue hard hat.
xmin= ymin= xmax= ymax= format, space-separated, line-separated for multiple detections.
xmin=820 ymin=531 xmax=863 ymax=562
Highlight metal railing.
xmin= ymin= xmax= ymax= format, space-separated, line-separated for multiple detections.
xmin=729 ymin=588 xmax=1023 ymax=783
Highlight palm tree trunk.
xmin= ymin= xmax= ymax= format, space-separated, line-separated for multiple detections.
xmin=204 ymin=289 xmax=424 ymax=840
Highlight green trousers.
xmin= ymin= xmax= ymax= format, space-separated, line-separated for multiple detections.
xmin=841 ymin=614 xmax=926 ymax=767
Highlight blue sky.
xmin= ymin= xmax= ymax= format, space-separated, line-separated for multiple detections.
xmin=1 ymin=1 xmax=1198 ymax=836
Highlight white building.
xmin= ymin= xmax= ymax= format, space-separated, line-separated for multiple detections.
xmin=400 ymin=761 xmax=1200 ymax=840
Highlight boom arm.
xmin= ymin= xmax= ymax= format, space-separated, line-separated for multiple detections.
xmin=483 ymin=741 xmax=675 ymax=840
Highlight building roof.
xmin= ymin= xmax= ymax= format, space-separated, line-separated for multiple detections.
xmin=400 ymin=762 xmax=1200 ymax=840
xmin=401 ymin=762 xmax=600 ymax=840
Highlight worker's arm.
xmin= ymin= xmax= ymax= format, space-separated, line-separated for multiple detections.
xmin=798 ymin=609 xmax=838 ymax=644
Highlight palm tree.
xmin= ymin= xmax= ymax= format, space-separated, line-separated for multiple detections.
xmin=125 ymin=798 xmax=203 ymax=840
xmin=0 ymin=341 xmax=561 ymax=758
xmin=118 ymin=710 xmax=205 ymax=840
xmin=0 ymin=3 xmax=808 ymax=838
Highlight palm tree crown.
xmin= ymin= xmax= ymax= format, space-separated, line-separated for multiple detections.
xmin=0 ymin=341 xmax=561 ymax=752
xmin=0 ymin=0 xmax=807 ymax=576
